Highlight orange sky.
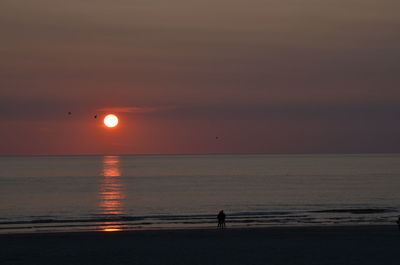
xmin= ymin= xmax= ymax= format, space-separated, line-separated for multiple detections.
xmin=1 ymin=0 xmax=400 ymax=155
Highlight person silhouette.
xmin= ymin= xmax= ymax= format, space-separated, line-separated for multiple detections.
xmin=217 ymin=210 xmax=226 ymax=229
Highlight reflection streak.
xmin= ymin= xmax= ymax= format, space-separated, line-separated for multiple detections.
xmin=99 ymin=156 xmax=124 ymax=231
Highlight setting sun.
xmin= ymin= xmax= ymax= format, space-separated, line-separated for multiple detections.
xmin=104 ymin=114 xmax=119 ymax=128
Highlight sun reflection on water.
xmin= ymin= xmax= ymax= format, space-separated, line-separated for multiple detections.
xmin=99 ymin=156 xmax=124 ymax=231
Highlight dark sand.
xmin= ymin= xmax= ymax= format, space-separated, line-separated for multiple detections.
xmin=1 ymin=225 xmax=399 ymax=265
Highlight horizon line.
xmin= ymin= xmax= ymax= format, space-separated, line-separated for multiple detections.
xmin=1 ymin=151 xmax=399 ymax=157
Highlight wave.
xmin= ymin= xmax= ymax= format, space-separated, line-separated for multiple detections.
xmin=0 ymin=207 xmax=397 ymax=233
xmin=311 ymin=208 xmax=396 ymax=214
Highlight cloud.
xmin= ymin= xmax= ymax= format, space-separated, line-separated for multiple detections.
xmin=96 ymin=106 xmax=176 ymax=114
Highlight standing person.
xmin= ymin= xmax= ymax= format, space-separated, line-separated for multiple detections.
xmin=217 ymin=210 xmax=226 ymax=229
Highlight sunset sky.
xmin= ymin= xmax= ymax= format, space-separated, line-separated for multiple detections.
xmin=1 ymin=0 xmax=400 ymax=155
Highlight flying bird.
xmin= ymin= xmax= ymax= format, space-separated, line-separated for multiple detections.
xmin=68 ymin=112 xmax=72 ymax=115
xmin=94 ymin=115 xmax=97 ymax=119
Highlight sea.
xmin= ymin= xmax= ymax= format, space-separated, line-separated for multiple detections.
xmin=0 ymin=154 xmax=399 ymax=233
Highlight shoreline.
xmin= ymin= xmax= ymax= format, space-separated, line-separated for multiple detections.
xmin=1 ymin=225 xmax=399 ymax=265
xmin=0 ymin=222 xmax=397 ymax=236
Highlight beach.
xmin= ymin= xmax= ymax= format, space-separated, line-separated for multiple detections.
xmin=1 ymin=225 xmax=399 ymax=265
xmin=1 ymin=155 xmax=399 ymax=264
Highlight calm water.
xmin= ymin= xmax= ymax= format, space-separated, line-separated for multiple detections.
xmin=0 ymin=154 xmax=399 ymax=233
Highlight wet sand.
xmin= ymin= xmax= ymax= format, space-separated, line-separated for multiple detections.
xmin=1 ymin=225 xmax=399 ymax=265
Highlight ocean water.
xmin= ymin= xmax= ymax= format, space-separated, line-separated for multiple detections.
xmin=0 ymin=154 xmax=399 ymax=233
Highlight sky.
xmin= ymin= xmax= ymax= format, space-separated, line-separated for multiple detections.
xmin=1 ymin=0 xmax=400 ymax=155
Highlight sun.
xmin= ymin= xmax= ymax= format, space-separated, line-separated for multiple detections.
xmin=104 ymin=114 xmax=119 ymax=128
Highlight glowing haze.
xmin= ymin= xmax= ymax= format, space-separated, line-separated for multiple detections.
xmin=1 ymin=0 xmax=400 ymax=155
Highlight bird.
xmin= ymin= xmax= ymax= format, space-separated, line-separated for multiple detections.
xmin=68 ymin=112 xmax=72 ymax=115
xmin=216 ymin=136 xmax=219 ymax=140
xmin=94 ymin=115 xmax=97 ymax=119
